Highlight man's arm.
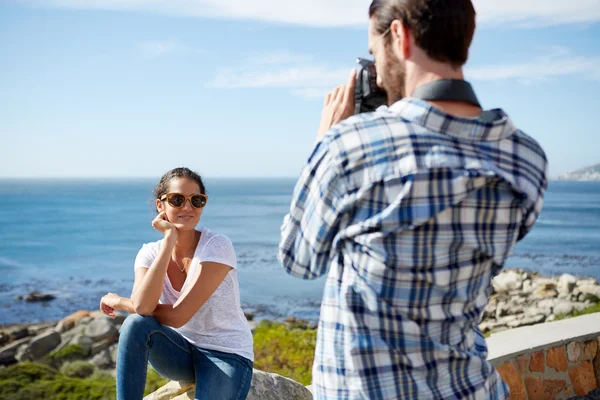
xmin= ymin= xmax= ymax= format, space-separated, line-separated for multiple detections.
xmin=279 ymin=138 xmax=346 ymax=280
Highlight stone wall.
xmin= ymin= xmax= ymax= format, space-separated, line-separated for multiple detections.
xmin=487 ymin=313 xmax=600 ymax=399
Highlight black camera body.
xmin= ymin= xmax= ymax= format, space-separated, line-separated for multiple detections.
xmin=354 ymin=58 xmax=387 ymax=114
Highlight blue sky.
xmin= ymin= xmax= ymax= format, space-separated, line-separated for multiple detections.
xmin=1 ymin=0 xmax=599 ymax=179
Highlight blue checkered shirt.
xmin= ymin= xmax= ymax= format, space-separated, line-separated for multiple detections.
xmin=279 ymin=98 xmax=548 ymax=399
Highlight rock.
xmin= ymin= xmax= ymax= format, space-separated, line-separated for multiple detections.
xmin=573 ymin=302 xmax=591 ymax=312
xmin=507 ymin=314 xmax=545 ymax=328
xmin=69 ymin=334 xmax=94 ymax=356
xmin=85 ymin=317 xmax=118 ymax=343
xmin=553 ymin=301 xmax=574 ymax=316
xmin=109 ymin=344 xmax=118 ymax=364
xmin=244 ymin=312 xmax=255 ymax=321
xmin=55 ymin=319 xmax=74 ymax=334
xmin=533 ymin=278 xmax=557 ymax=291
xmin=89 ymin=310 xmax=105 ymax=319
xmin=522 ymin=280 xmax=534 ymax=294
xmin=578 ymin=284 xmax=600 ymax=300
xmin=28 ymin=323 xmax=56 ymax=336
xmin=0 ymin=337 xmax=31 ymax=365
xmin=495 ymin=302 xmax=511 ymax=319
xmin=90 ymin=349 xmax=112 ymax=369
xmin=493 ymin=271 xmax=523 ymax=293
xmin=0 ymin=333 xmax=9 ymax=347
xmin=533 ymin=289 xmax=558 ymax=299
xmin=112 ymin=312 xmax=127 ymax=326
xmin=284 ymin=316 xmax=296 ymax=323
xmin=143 ymin=381 xmax=195 ymax=400
xmin=24 ymin=291 xmax=56 ymax=302
xmin=9 ymin=326 xmax=29 ymax=340
xmin=77 ymin=316 xmax=93 ymax=326
xmin=91 ymin=338 xmax=113 ymax=356
xmin=557 ymin=274 xmax=577 ymax=295
xmin=18 ymin=330 xmax=61 ymax=360
xmin=247 ymin=369 xmax=313 ymax=400
xmin=57 ymin=311 xmax=90 ymax=333
xmin=145 ymin=369 xmax=313 ymax=400
xmin=15 ymin=344 xmax=32 ymax=362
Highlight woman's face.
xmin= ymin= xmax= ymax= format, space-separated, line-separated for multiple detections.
xmin=156 ymin=177 xmax=204 ymax=231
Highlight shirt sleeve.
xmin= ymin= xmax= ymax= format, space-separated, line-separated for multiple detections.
xmin=278 ymin=137 xmax=346 ymax=280
xmin=517 ymin=160 xmax=549 ymax=242
xmin=134 ymin=242 xmax=157 ymax=270
xmin=199 ymin=234 xmax=237 ymax=269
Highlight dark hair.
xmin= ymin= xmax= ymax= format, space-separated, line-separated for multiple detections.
xmin=369 ymin=0 xmax=476 ymax=67
xmin=154 ymin=167 xmax=206 ymax=204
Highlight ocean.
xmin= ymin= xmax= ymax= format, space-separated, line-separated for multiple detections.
xmin=0 ymin=179 xmax=599 ymax=325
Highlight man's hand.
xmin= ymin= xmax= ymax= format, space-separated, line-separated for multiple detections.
xmin=317 ymin=69 xmax=357 ymax=141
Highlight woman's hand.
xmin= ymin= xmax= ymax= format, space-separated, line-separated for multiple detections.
xmin=152 ymin=211 xmax=178 ymax=238
xmin=100 ymin=293 xmax=121 ymax=318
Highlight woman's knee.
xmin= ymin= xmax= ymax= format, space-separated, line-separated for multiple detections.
xmin=120 ymin=314 xmax=159 ymax=338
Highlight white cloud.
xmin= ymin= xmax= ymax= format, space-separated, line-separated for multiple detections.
xmin=467 ymin=47 xmax=600 ymax=82
xmin=18 ymin=0 xmax=600 ymax=27
xmin=210 ymin=52 xmax=351 ymax=100
xmin=211 ymin=48 xmax=600 ymax=100
xmin=138 ymin=39 xmax=179 ymax=58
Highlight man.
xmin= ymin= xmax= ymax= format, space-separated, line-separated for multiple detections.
xmin=279 ymin=0 xmax=548 ymax=399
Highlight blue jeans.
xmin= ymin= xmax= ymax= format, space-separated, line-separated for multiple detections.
xmin=116 ymin=314 xmax=253 ymax=400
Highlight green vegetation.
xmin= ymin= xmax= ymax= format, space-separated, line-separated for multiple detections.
xmin=60 ymin=361 xmax=95 ymax=378
xmin=45 ymin=345 xmax=88 ymax=368
xmin=0 ymin=362 xmax=115 ymax=400
xmin=0 ymin=362 xmax=168 ymax=400
xmin=253 ymin=321 xmax=316 ymax=386
xmin=555 ymin=301 xmax=600 ymax=321
xmin=0 ymin=320 xmax=318 ymax=397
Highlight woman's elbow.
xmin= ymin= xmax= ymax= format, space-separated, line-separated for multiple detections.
xmin=133 ymin=302 xmax=155 ymax=316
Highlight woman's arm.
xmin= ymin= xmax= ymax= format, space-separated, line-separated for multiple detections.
xmin=130 ymin=232 xmax=176 ymax=315
xmin=152 ymin=261 xmax=232 ymax=328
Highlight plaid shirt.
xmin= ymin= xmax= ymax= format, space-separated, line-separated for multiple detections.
xmin=279 ymin=97 xmax=548 ymax=399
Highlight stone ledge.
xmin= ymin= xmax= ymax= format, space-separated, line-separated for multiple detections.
xmin=487 ymin=313 xmax=600 ymax=365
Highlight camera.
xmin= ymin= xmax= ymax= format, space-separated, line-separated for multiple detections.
xmin=354 ymin=58 xmax=387 ymax=114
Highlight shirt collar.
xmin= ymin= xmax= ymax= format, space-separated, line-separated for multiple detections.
xmin=385 ymin=97 xmax=517 ymax=141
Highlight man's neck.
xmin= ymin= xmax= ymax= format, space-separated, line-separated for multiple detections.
xmin=405 ymin=63 xmax=482 ymax=118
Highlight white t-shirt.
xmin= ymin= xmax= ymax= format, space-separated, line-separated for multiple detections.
xmin=134 ymin=227 xmax=254 ymax=362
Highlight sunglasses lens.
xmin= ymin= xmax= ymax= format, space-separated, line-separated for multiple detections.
xmin=167 ymin=193 xmax=185 ymax=207
xmin=191 ymin=195 xmax=207 ymax=208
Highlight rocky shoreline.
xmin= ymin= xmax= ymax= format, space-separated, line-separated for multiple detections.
xmin=481 ymin=269 xmax=600 ymax=335
xmin=1 ymin=269 xmax=599 ymax=370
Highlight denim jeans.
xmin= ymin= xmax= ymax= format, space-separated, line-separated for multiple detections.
xmin=116 ymin=314 xmax=253 ymax=400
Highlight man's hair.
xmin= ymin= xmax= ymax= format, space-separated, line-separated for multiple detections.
xmin=369 ymin=0 xmax=476 ymax=67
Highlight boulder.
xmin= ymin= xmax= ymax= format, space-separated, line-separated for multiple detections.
xmin=143 ymin=370 xmax=313 ymax=400
xmin=85 ymin=317 xmax=118 ymax=343
xmin=9 ymin=326 xmax=29 ymax=341
xmin=553 ymin=301 xmax=574 ymax=316
xmin=24 ymin=291 xmax=56 ymax=302
xmin=17 ymin=330 xmax=61 ymax=360
xmin=90 ymin=349 xmax=112 ymax=369
xmin=0 ymin=337 xmax=30 ymax=365
xmin=492 ymin=271 xmax=523 ymax=293
xmin=69 ymin=334 xmax=94 ymax=356
xmin=557 ymin=274 xmax=577 ymax=295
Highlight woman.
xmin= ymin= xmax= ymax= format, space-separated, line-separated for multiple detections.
xmin=100 ymin=167 xmax=254 ymax=400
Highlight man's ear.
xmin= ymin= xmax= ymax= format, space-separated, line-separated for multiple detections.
xmin=391 ymin=19 xmax=411 ymax=60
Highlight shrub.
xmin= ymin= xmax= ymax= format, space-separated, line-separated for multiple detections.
xmin=253 ymin=321 xmax=316 ymax=386
xmin=60 ymin=361 xmax=96 ymax=378
xmin=44 ymin=345 xmax=87 ymax=368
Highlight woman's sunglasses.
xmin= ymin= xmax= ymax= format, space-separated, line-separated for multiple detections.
xmin=160 ymin=193 xmax=208 ymax=209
